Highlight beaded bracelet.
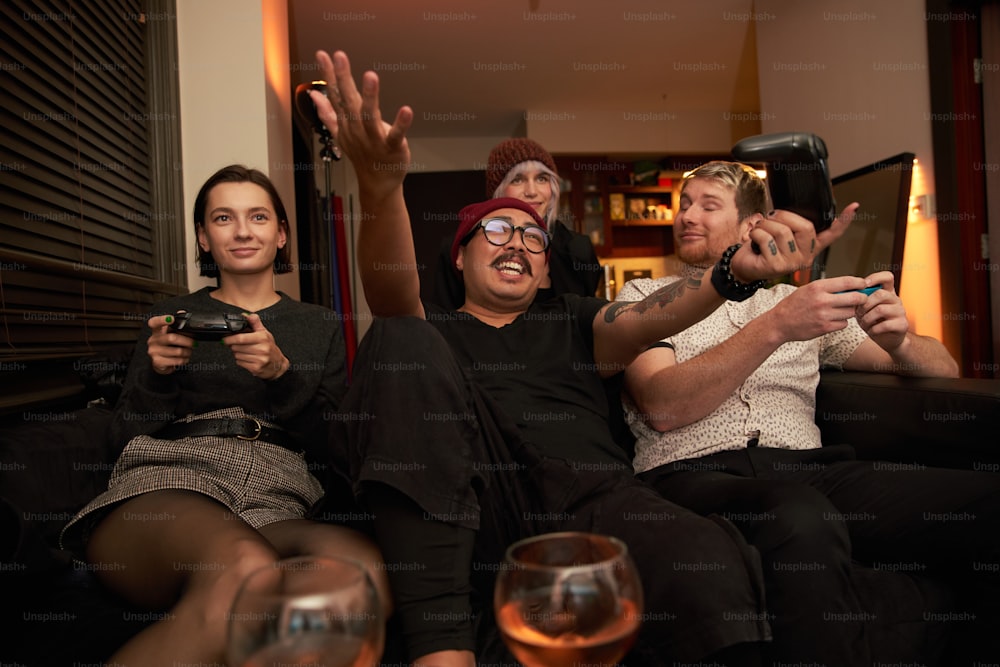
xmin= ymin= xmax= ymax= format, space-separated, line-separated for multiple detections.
xmin=710 ymin=243 xmax=767 ymax=302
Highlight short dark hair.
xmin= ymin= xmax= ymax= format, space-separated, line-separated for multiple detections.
xmin=193 ymin=165 xmax=292 ymax=278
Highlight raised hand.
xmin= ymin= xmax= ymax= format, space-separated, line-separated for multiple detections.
xmin=310 ymin=50 xmax=424 ymax=319
xmin=311 ymin=50 xmax=414 ymax=205
xmin=731 ymin=202 xmax=859 ymax=283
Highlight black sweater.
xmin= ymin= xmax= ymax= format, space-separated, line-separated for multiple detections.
xmin=110 ymin=287 xmax=347 ymax=467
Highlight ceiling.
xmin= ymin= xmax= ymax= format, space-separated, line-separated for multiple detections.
xmin=287 ymin=0 xmax=761 ymax=140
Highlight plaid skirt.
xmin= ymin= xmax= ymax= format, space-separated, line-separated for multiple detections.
xmin=60 ymin=407 xmax=324 ymax=558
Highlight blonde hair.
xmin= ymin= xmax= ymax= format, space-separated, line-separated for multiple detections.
xmin=683 ymin=161 xmax=768 ymax=222
xmin=492 ymin=160 xmax=561 ymax=226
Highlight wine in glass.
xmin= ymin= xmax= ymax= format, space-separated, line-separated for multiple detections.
xmin=494 ymin=531 xmax=643 ymax=667
xmin=227 ymin=555 xmax=384 ymax=667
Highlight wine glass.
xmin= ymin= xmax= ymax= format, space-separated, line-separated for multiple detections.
xmin=494 ymin=531 xmax=643 ymax=667
xmin=226 ymin=555 xmax=384 ymax=667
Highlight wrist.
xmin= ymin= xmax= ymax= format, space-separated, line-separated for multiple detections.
xmin=711 ymin=244 xmax=766 ymax=302
xmin=749 ymin=310 xmax=789 ymax=349
xmin=885 ymin=332 xmax=912 ymax=358
xmin=267 ymin=356 xmax=291 ymax=381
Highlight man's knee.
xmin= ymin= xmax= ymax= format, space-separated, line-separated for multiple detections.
xmin=360 ymin=317 xmax=446 ymax=362
xmin=353 ymin=317 xmax=466 ymax=400
xmin=748 ymin=485 xmax=851 ymax=559
xmin=622 ymin=510 xmax=769 ymax=657
xmin=612 ymin=500 xmax=764 ymax=597
xmin=668 ymin=512 xmax=766 ymax=589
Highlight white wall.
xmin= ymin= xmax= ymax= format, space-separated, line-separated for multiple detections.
xmin=407 ymin=136 xmax=511 ymax=172
xmin=526 ymin=109 xmax=758 ymax=155
xmin=754 ymin=0 xmax=942 ymax=341
xmin=175 ymin=0 xmax=298 ymax=298
xmin=754 ymin=1 xmax=935 ymax=177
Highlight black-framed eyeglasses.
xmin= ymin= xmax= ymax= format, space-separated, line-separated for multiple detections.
xmin=460 ymin=217 xmax=550 ymax=253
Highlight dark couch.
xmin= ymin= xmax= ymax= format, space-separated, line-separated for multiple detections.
xmin=816 ymin=371 xmax=1000 ymax=664
xmin=2 ymin=369 xmax=999 ymax=665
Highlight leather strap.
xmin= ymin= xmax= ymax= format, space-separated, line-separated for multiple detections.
xmin=155 ymin=417 xmax=297 ymax=450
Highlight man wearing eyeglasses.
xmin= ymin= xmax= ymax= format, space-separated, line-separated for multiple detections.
xmin=310 ymin=50 xmax=849 ymax=667
xmin=449 ymin=205 xmax=552 ymax=318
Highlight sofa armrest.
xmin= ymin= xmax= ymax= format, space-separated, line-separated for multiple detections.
xmin=0 ymin=405 xmax=117 ymax=548
xmin=816 ymin=371 xmax=1000 ymax=470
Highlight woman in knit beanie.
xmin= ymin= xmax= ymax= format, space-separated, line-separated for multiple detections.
xmin=484 ymin=138 xmax=561 ymax=227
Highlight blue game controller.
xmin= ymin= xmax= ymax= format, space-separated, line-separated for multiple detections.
xmin=837 ymin=285 xmax=882 ymax=296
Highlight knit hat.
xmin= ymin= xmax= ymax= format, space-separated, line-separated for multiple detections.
xmin=450 ymin=197 xmax=548 ymax=270
xmin=485 ymin=138 xmax=559 ymax=197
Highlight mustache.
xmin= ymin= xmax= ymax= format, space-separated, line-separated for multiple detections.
xmin=490 ymin=251 xmax=532 ymax=276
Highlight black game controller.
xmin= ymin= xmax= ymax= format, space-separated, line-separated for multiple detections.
xmin=731 ymin=132 xmax=837 ymax=233
xmin=168 ymin=311 xmax=250 ymax=340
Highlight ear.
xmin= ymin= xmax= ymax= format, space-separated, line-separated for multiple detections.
xmin=277 ymin=221 xmax=288 ymax=248
xmin=196 ymin=224 xmax=209 ymax=251
xmin=739 ymin=214 xmax=763 ymax=244
xmin=455 ymin=246 xmax=465 ymax=272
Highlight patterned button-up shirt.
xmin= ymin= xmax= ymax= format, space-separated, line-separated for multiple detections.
xmin=617 ymin=266 xmax=869 ymax=474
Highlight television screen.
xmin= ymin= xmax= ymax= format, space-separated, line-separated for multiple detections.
xmin=812 ymin=152 xmax=915 ymax=292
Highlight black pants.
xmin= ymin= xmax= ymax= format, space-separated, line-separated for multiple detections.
xmin=332 ymin=317 xmax=770 ymax=664
xmin=639 ymin=445 xmax=1000 ymax=665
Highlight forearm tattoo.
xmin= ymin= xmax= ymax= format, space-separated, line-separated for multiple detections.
xmin=604 ymin=271 xmax=704 ymax=322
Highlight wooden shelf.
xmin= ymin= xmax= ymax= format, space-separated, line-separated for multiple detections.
xmin=608 ymin=185 xmax=673 ymax=194
xmin=612 ymin=219 xmax=672 ymax=227
xmin=555 ymin=154 xmax=726 ymax=258
xmin=605 ymin=245 xmax=668 ymax=258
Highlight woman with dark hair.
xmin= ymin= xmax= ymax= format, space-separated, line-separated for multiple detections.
xmin=60 ymin=165 xmax=389 ymax=666
xmin=192 ymin=164 xmax=296 ymax=278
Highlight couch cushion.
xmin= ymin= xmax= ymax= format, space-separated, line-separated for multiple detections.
xmin=817 ymin=371 xmax=1000 ymax=469
xmin=852 ymin=563 xmax=952 ymax=664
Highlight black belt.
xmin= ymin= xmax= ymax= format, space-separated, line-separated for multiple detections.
xmin=156 ymin=417 xmax=297 ymax=451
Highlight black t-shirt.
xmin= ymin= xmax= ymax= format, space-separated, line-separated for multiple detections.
xmin=424 ymin=295 xmax=630 ymax=467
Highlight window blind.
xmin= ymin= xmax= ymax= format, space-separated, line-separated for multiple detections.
xmin=0 ymin=0 xmax=184 ymax=364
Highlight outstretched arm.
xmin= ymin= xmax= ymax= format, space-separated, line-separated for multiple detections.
xmin=593 ymin=206 xmax=856 ymax=374
xmin=312 ymin=50 xmax=424 ymax=319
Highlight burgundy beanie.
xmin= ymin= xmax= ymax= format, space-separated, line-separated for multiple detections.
xmin=485 ymin=138 xmax=559 ymax=197
xmin=450 ymin=197 xmax=547 ymax=270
